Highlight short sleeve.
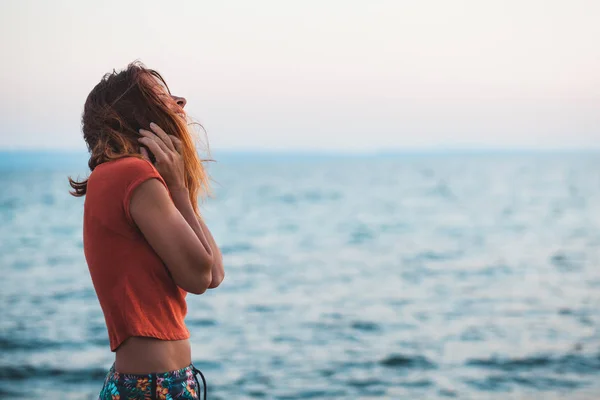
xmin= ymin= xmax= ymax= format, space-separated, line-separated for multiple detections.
xmin=120 ymin=157 xmax=169 ymax=226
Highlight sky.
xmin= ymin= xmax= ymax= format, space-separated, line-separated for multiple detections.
xmin=0 ymin=0 xmax=598 ymax=152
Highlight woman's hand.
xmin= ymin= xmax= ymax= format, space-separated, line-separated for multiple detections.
xmin=138 ymin=122 xmax=186 ymax=191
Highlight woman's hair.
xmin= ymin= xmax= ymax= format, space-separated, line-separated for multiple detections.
xmin=69 ymin=61 xmax=210 ymax=215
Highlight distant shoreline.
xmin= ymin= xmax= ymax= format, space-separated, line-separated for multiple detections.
xmin=1 ymin=148 xmax=598 ymax=172
xmin=1 ymin=147 xmax=599 ymax=157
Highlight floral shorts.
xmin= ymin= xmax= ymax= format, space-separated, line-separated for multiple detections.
xmin=98 ymin=363 xmax=207 ymax=400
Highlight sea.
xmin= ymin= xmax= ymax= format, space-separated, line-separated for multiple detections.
xmin=1 ymin=151 xmax=599 ymax=400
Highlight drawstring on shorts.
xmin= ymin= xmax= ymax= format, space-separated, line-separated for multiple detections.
xmin=191 ymin=365 xmax=207 ymax=400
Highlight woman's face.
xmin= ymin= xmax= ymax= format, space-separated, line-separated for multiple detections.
xmin=169 ymin=94 xmax=187 ymax=120
xmin=144 ymin=74 xmax=187 ymax=120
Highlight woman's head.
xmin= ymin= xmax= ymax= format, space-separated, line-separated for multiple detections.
xmin=69 ymin=61 xmax=209 ymax=213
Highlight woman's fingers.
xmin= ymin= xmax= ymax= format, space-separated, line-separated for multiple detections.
xmin=169 ymin=135 xmax=183 ymax=154
xmin=138 ymin=137 xmax=167 ymax=162
xmin=139 ymin=129 xmax=170 ymax=154
xmin=140 ymin=146 xmax=151 ymax=162
xmin=149 ymin=122 xmax=175 ymax=151
xmin=137 ymin=123 xmax=186 ymax=190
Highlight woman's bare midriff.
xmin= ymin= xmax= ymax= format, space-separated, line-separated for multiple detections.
xmin=115 ymin=337 xmax=192 ymax=374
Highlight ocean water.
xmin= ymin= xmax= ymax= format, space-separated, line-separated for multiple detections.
xmin=1 ymin=151 xmax=599 ymax=400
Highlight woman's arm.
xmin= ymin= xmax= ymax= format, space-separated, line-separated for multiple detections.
xmin=169 ymin=187 xmax=224 ymax=289
xmin=130 ymin=180 xmax=214 ymax=294
xmin=131 ymin=122 xmax=220 ymax=294
xmin=198 ymin=216 xmax=224 ymax=288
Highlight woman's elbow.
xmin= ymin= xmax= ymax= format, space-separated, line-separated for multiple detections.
xmin=181 ymin=258 xmax=214 ymax=294
xmin=186 ymin=272 xmax=213 ymax=295
xmin=208 ymin=270 xmax=225 ymax=289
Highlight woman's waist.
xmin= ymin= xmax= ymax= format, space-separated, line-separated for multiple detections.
xmin=115 ymin=336 xmax=192 ymax=374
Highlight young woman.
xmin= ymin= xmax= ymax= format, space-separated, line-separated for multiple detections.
xmin=70 ymin=62 xmax=224 ymax=400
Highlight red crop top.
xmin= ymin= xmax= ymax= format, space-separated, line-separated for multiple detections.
xmin=83 ymin=156 xmax=190 ymax=351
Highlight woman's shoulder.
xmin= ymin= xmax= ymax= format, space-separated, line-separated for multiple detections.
xmin=100 ymin=155 xmax=152 ymax=169
xmin=89 ymin=156 xmax=159 ymax=187
xmin=95 ymin=156 xmax=155 ymax=175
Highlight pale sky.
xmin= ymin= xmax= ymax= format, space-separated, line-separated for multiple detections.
xmin=0 ymin=0 xmax=598 ymax=152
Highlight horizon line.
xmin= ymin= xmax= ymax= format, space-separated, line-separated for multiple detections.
xmin=1 ymin=147 xmax=599 ymax=156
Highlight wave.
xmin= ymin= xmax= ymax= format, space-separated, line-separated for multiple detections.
xmin=350 ymin=321 xmax=380 ymax=332
xmin=466 ymin=353 xmax=600 ymax=374
xmin=380 ymin=354 xmax=437 ymax=369
xmin=186 ymin=318 xmax=218 ymax=327
xmin=0 ymin=337 xmax=82 ymax=351
xmin=220 ymin=243 xmax=253 ymax=255
xmin=465 ymin=375 xmax=585 ymax=391
xmin=0 ymin=365 xmax=107 ymax=382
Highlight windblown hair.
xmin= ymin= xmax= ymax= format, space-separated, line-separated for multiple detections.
xmin=69 ymin=61 xmax=209 ymax=215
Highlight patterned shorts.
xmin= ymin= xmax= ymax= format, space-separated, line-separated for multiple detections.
xmin=98 ymin=363 xmax=207 ymax=400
